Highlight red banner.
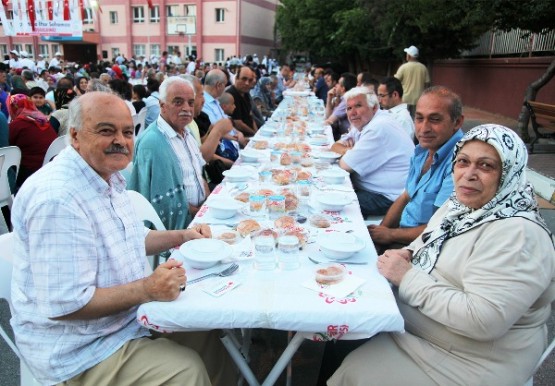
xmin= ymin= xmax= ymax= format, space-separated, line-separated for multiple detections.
xmin=63 ymin=0 xmax=69 ymax=20
xmin=27 ymin=0 xmax=35 ymax=31
xmin=47 ymin=0 xmax=53 ymax=20
xmin=146 ymin=0 xmax=153 ymax=10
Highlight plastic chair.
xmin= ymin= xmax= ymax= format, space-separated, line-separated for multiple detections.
xmin=0 ymin=233 xmax=41 ymax=385
xmin=0 ymin=146 xmax=21 ymax=211
xmin=42 ymin=135 xmax=68 ymax=166
xmin=133 ymin=107 xmax=147 ymax=137
xmin=127 ymin=190 xmax=167 ymax=269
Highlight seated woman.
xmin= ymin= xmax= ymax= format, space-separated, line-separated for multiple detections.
xmin=8 ymin=94 xmax=57 ymax=188
xmin=50 ymin=88 xmax=76 ymax=136
xmin=328 ymin=125 xmax=555 ymax=386
xmin=250 ymin=76 xmax=274 ymax=120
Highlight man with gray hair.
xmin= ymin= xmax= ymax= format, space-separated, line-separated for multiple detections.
xmin=10 ymin=91 xmax=232 ymax=385
xmin=129 ymin=77 xmax=209 ymax=229
xmin=202 ymin=69 xmax=228 ymax=124
xmin=331 ymin=87 xmax=414 ymax=217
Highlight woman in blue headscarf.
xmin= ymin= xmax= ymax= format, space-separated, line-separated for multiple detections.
xmin=250 ymin=76 xmax=274 ymax=119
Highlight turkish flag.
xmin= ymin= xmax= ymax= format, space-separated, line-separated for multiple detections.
xmin=28 ymin=0 xmax=36 ymax=30
xmin=47 ymin=0 xmax=53 ymax=20
xmin=63 ymin=0 xmax=69 ymax=20
xmin=146 ymin=0 xmax=153 ymax=10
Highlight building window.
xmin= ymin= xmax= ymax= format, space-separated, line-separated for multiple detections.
xmin=132 ymin=7 xmax=145 ymax=23
xmin=184 ymin=5 xmax=196 ymax=16
xmin=215 ymin=8 xmax=225 ymax=23
xmin=0 ymin=45 xmax=7 ymax=57
xmin=112 ymin=48 xmax=120 ymax=58
xmin=167 ymin=45 xmax=179 ymax=55
xmin=149 ymin=6 xmax=160 ymax=23
xmin=39 ymin=45 xmax=49 ymax=58
xmin=110 ymin=11 xmax=118 ymax=24
xmin=83 ymin=8 xmax=93 ymax=24
xmin=14 ymin=44 xmax=23 ymax=54
xmin=133 ymin=44 xmax=146 ymax=57
xmin=25 ymin=44 xmax=34 ymax=58
xmin=166 ymin=5 xmax=178 ymax=17
xmin=215 ymin=48 xmax=224 ymax=62
xmin=185 ymin=45 xmax=196 ymax=57
xmin=51 ymin=44 xmax=60 ymax=55
xmin=150 ymin=44 xmax=161 ymax=57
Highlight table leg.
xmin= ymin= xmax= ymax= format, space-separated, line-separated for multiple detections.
xmin=221 ymin=329 xmax=260 ymax=386
xmin=261 ymin=332 xmax=305 ymax=386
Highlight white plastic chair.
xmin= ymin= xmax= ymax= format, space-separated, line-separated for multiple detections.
xmin=127 ymin=190 xmax=167 ymax=269
xmin=133 ymin=107 xmax=147 ymax=138
xmin=0 ymin=146 xmax=21 ymax=211
xmin=0 ymin=233 xmax=41 ymax=385
xmin=42 ymin=135 xmax=68 ymax=166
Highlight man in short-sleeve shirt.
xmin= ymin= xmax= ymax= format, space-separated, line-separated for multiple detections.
xmin=369 ymin=86 xmax=464 ymax=250
xmin=331 ymin=87 xmax=414 ymax=217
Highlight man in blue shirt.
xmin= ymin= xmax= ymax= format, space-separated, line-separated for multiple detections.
xmin=369 ymin=86 xmax=464 ymax=250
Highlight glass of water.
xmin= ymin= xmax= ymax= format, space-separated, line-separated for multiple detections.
xmin=252 ymin=232 xmax=276 ymax=271
xmin=277 ymin=235 xmax=300 ymax=270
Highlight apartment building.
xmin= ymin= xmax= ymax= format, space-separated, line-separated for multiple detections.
xmin=0 ymin=0 xmax=279 ymax=64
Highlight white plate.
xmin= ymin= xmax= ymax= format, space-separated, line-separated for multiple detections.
xmin=309 ymin=136 xmax=329 ymax=146
xmin=240 ymin=149 xmax=262 ymax=163
xmin=314 ymin=151 xmax=341 ymax=160
xmin=259 ymin=127 xmax=277 ymax=137
xmin=179 ymin=239 xmax=233 ymax=269
xmin=317 ymin=233 xmax=365 ymax=260
xmin=207 ymin=198 xmax=245 ymax=219
xmin=316 ymin=192 xmax=352 ymax=211
xmin=222 ymin=168 xmax=251 ymax=182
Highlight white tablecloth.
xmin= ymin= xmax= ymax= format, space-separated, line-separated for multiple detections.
xmin=137 ymin=100 xmax=404 ymax=339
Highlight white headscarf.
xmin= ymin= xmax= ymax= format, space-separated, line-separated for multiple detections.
xmin=412 ymin=124 xmax=552 ymax=273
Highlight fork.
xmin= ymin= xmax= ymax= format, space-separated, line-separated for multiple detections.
xmin=188 ymin=263 xmax=239 ymax=284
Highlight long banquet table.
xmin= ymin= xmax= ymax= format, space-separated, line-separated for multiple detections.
xmin=137 ymin=92 xmax=404 ymax=385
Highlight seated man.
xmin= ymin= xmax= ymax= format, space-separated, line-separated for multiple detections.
xmin=331 ymin=87 xmax=414 ymax=217
xmin=369 ymin=86 xmax=464 ymax=250
xmin=129 ymin=77 xmax=214 ymax=229
xmin=377 ymin=77 xmax=415 ymax=141
xmin=10 ymin=91 xmax=234 ymax=386
xmin=325 ymin=72 xmax=357 ymax=140
xmin=226 ymin=65 xmax=258 ymax=136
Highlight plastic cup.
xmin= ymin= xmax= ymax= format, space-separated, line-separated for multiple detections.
xmin=267 ymin=195 xmax=286 ymax=218
xmin=253 ymin=233 xmax=276 ymax=270
xmin=277 ymin=235 xmax=300 ymax=270
xmin=249 ymin=194 xmax=266 ymax=217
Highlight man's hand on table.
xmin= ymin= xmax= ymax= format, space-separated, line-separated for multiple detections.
xmin=377 ymin=249 xmax=413 ymax=287
xmin=144 ymin=259 xmax=187 ymax=301
xmin=186 ymin=224 xmax=212 ymax=240
xmin=368 ymin=224 xmax=394 ymax=244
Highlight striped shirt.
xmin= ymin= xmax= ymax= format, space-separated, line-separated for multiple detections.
xmin=156 ymin=115 xmax=207 ymax=206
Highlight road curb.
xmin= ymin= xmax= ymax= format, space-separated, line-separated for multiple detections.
xmin=528 ymin=168 xmax=555 ymax=204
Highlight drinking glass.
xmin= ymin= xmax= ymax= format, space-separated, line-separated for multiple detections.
xmin=253 ymin=233 xmax=276 ymax=270
xmin=277 ymin=235 xmax=300 ymax=270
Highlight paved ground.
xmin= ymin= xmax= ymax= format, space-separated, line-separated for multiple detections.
xmin=1 ymin=106 xmax=554 ymax=385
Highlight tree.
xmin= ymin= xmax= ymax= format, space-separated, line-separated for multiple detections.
xmin=489 ymin=0 xmax=555 ymax=141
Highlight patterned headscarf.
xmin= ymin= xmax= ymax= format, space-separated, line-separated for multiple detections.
xmin=412 ymin=124 xmax=552 ymax=273
xmin=8 ymin=94 xmax=51 ymax=131
xmin=53 ymin=88 xmax=76 ymax=110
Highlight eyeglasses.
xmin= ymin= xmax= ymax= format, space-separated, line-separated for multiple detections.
xmin=377 ymin=93 xmax=392 ymax=99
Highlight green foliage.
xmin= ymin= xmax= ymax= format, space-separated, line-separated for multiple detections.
xmin=489 ymin=0 xmax=555 ymax=35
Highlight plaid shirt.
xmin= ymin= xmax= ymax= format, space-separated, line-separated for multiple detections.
xmin=10 ymin=146 xmax=150 ymax=384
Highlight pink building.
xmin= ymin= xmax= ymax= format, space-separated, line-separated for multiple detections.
xmin=0 ymin=0 xmax=279 ymax=64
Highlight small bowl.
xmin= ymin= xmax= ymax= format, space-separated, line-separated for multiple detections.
xmin=309 ymin=126 xmax=326 ymax=135
xmin=317 ymin=233 xmax=365 ymax=260
xmin=310 ymin=135 xmax=328 ymax=146
xmin=240 ymin=149 xmax=262 ymax=163
xmin=314 ymin=159 xmax=331 ymax=171
xmin=179 ymin=238 xmax=232 ymax=269
xmin=222 ymin=167 xmax=251 ymax=183
xmin=315 ymin=151 xmax=341 ymax=161
xmin=315 ymin=263 xmax=346 ymax=285
xmin=320 ymin=169 xmax=350 ymax=185
xmin=259 ymin=127 xmax=277 ymax=137
xmin=316 ymin=192 xmax=352 ymax=212
xmin=208 ymin=198 xmax=244 ymax=219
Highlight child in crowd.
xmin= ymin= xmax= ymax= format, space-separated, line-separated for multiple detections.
xmin=219 ymin=92 xmax=248 ymax=148
xmin=29 ymin=87 xmax=54 ymax=116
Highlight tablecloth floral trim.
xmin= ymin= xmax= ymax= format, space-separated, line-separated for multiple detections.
xmin=138 ymin=314 xmax=172 ymax=333
xmin=310 ymin=324 xmax=350 ymax=341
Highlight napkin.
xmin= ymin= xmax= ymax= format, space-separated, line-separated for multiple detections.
xmin=201 ymin=278 xmax=242 ymax=297
xmin=302 ymin=273 xmax=365 ymax=298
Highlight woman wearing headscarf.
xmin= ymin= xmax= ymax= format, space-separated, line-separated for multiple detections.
xmin=250 ymin=76 xmax=274 ymax=119
xmin=328 ymin=125 xmax=555 ymax=386
xmin=8 ymin=94 xmax=57 ymax=188
xmin=50 ymin=88 xmax=76 ymax=136
xmin=10 ymin=75 xmax=29 ymax=96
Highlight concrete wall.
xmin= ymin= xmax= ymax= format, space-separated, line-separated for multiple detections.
xmin=433 ymin=57 xmax=555 ymax=119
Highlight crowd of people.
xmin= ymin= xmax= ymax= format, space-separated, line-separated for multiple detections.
xmin=2 ymin=43 xmax=555 ymax=386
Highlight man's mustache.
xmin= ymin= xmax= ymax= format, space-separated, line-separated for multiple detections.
xmin=104 ymin=145 xmax=130 ymax=155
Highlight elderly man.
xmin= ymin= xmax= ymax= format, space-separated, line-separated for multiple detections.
xmin=49 ymin=51 xmax=63 ymax=70
xmin=377 ymin=77 xmax=415 ymax=141
xmin=369 ymin=86 xmax=464 ymax=250
xmin=10 ymin=91 xmax=233 ymax=386
xmin=325 ymin=72 xmax=357 ymax=140
xmin=202 ymin=69 xmax=228 ymax=124
xmin=331 ymin=87 xmax=414 ymax=217
xmin=128 ymin=77 xmax=211 ymax=229
xmin=226 ymin=65 xmax=258 ymax=136
xmin=394 ymin=45 xmax=430 ymax=116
